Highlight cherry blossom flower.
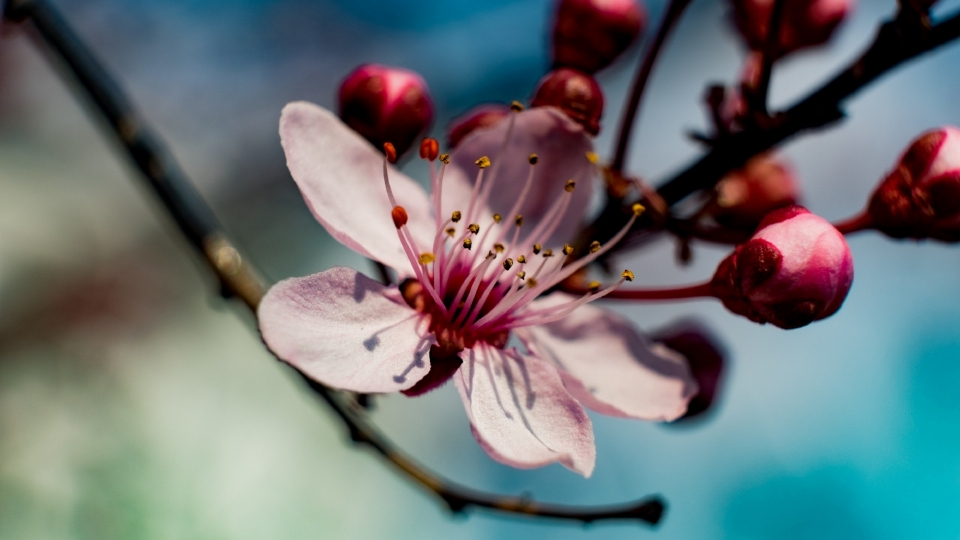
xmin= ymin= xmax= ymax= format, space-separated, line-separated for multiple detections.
xmin=258 ymin=101 xmax=697 ymax=476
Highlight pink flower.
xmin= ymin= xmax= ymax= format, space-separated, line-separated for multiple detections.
xmin=867 ymin=126 xmax=960 ymax=242
xmin=258 ymin=101 xmax=697 ymax=476
xmin=730 ymin=0 xmax=854 ymax=56
xmin=711 ymin=206 xmax=854 ymax=329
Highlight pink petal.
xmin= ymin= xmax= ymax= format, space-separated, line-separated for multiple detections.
xmin=521 ymin=294 xmax=697 ymax=422
xmin=454 ymin=345 xmax=595 ymax=477
xmin=441 ymin=107 xmax=595 ymax=248
xmin=258 ymin=266 xmax=433 ymax=393
xmin=280 ymin=102 xmax=434 ymax=276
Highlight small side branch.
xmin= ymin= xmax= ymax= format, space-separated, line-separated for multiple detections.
xmin=3 ymin=0 xmax=666 ymax=526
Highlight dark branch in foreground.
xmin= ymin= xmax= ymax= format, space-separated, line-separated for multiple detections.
xmin=2 ymin=0 xmax=665 ymax=526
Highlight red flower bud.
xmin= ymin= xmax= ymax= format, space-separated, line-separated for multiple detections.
xmin=531 ymin=68 xmax=603 ymax=136
xmin=711 ymin=206 xmax=854 ymax=329
xmin=730 ymin=0 xmax=853 ymax=56
xmin=338 ymin=64 xmax=434 ymax=158
xmin=446 ymin=104 xmax=511 ymax=149
xmin=552 ymin=0 xmax=646 ymax=74
xmin=712 ymin=154 xmax=801 ymax=231
xmin=868 ymin=126 xmax=960 ymax=242
xmin=651 ymin=320 xmax=727 ymax=421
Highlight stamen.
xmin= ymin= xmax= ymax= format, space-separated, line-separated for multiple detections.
xmin=533 ymin=244 xmax=542 ymax=255
xmin=468 ymin=223 xmax=480 ymax=234
xmin=505 ymin=277 xmax=629 ymax=329
xmin=515 ymin=214 xmax=524 ymax=227
xmin=588 ymin=281 xmax=601 ymax=292
xmin=453 ymin=252 xmax=497 ymax=325
xmin=475 ymin=156 xmax=491 ymax=169
xmin=517 ymin=271 xmax=526 ymax=280
xmin=622 ymin=269 xmax=635 ymax=282
xmin=419 ymin=252 xmax=435 ymax=264
xmin=391 ymin=206 xmax=408 ymax=229
xmin=517 ymin=255 xmax=527 ymax=264
xmin=542 ymin=248 xmax=553 ymax=258
xmin=446 ymin=228 xmax=456 ymax=237
xmin=419 ymin=138 xmax=439 ymax=161
xmin=589 ymin=240 xmax=601 ymax=253
xmin=452 ymin=211 xmax=462 ymax=223
xmin=502 ymin=258 xmax=514 ymax=271
xmin=585 ymin=152 xmax=599 ymax=164
xmin=565 ymin=179 xmax=576 ymax=192
xmin=528 ymin=154 xmax=538 ymax=164
xmin=510 ymin=100 xmax=525 ymax=112
xmin=493 ymin=213 xmax=502 ymax=224
xmin=494 ymin=243 xmax=505 ymax=253
xmin=383 ymin=142 xmax=397 ymax=164
xmin=463 ymin=238 xmax=473 ymax=250
xmin=563 ymin=243 xmax=574 ymax=255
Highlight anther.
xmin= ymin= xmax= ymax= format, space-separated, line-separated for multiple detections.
xmin=589 ymin=240 xmax=601 ymax=253
xmin=445 ymin=227 xmax=456 ymax=237
xmin=515 ymin=214 xmax=524 ymax=227
xmin=486 ymin=250 xmax=496 ymax=260
xmin=494 ymin=243 xmax=505 ymax=253
xmin=451 ymin=211 xmax=462 ymax=223
xmin=468 ymin=223 xmax=480 ymax=234
xmin=543 ymin=248 xmax=554 ymax=257
xmin=493 ymin=213 xmax=502 ymax=224
xmin=463 ymin=238 xmax=473 ymax=250
xmin=632 ymin=203 xmax=646 ymax=216
xmin=439 ymin=153 xmax=451 ymax=164
xmin=419 ymin=252 xmax=436 ymax=264
xmin=383 ymin=142 xmax=397 ymax=164
xmin=503 ymin=258 xmax=514 ymax=271
xmin=419 ymin=138 xmax=439 ymax=161
xmin=585 ymin=152 xmax=599 ymax=164
xmin=517 ymin=271 xmax=527 ymax=280
xmin=533 ymin=243 xmax=542 ymax=255
xmin=517 ymin=255 xmax=527 ymax=264
xmin=528 ymin=154 xmax=539 ymax=165
xmin=562 ymin=243 xmax=574 ymax=255
xmin=622 ymin=269 xmax=635 ymax=281
xmin=391 ymin=206 xmax=408 ymax=229
xmin=588 ymin=281 xmax=601 ymax=292
xmin=527 ymin=278 xmax=539 ymax=287
xmin=510 ymin=100 xmax=525 ymax=112
xmin=565 ymin=179 xmax=576 ymax=192
xmin=475 ymin=156 xmax=491 ymax=169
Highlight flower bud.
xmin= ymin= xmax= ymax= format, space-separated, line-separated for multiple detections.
xmin=867 ymin=127 xmax=960 ymax=242
xmin=552 ymin=0 xmax=646 ymax=74
xmin=711 ymin=206 xmax=854 ymax=329
xmin=446 ymin=104 xmax=511 ymax=149
xmin=531 ymin=68 xmax=603 ymax=136
xmin=730 ymin=0 xmax=853 ymax=56
xmin=712 ymin=154 xmax=801 ymax=232
xmin=338 ymin=64 xmax=434 ymax=158
xmin=651 ymin=320 xmax=727 ymax=421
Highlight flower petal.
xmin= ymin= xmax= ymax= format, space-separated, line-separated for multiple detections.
xmin=441 ymin=107 xmax=595 ymax=249
xmin=454 ymin=345 xmax=595 ymax=477
xmin=258 ymin=266 xmax=433 ymax=393
xmin=521 ymin=294 xmax=697 ymax=422
xmin=280 ymin=102 xmax=434 ymax=275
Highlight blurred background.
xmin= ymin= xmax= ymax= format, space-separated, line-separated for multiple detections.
xmin=2 ymin=0 xmax=960 ymax=538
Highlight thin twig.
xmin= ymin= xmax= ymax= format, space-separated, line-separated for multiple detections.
xmin=610 ymin=0 xmax=694 ymax=173
xmin=753 ymin=0 xmax=787 ymax=114
xmin=2 ymin=0 xmax=666 ymax=525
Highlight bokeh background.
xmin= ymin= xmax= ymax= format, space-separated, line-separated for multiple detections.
xmin=2 ymin=0 xmax=960 ymax=538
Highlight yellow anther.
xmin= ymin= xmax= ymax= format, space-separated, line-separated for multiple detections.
xmin=502 ymin=258 xmax=514 ymax=271
xmin=589 ymin=240 xmax=601 ymax=253
xmin=527 ymin=278 xmax=538 ymax=287
xmin=528 ymin=154 xmax=539 ymax=165
xmin=517 ymin=271 xmax=526 ymax=280
xmin=463 ymin=238 xmax=473 ymax=250
xmin=517 ymin=255 xmax=527 ymax=264
xmin=562 ymin=243 xmax=574 ymax=256
xmin=621 ymin=269 xmax=635 ymax=282
xmin=451 ymin=211 xmax=462 ymax=223
xmin=475 ymin=156 xmax=491 ymax=169
xmin=532 ymin=243 xmax=542 ymax=255
xmin=632 ymin=203 xmax=646 ymax=216
xmin=510 ymin=100 xmax=525 ymax=112
xmin=585 ymin=152 xmax=599 ymax=164
xmin=439 ymin=153 xmax=451 ymax=164
xmin=445 ymin=227 xmax=456 ymax=237
xmin=565 ymin=179 xmax=576 ymax=192
xmin=493 ymin=213 xmax=502 ymax=224
xmin=468 ymin=223 xmax=480 ymax=234
xmin=494 ymin=243 xmax=505 ymax=253
xmin=588 ymin=281 xmax=601 ymax=292
xmin=419 ymin=253 xmax=435 ymax=264
xmin=515 ymin=214 xmax=524 ymax=227
xmin=542 ymin=248 xmax=554 ymax=257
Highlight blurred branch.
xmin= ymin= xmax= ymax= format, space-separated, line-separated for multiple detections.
xmin=752 ymin=0 xmax=786 ymax=114
xmin=2 ymin=0 xmax=665 ymax=526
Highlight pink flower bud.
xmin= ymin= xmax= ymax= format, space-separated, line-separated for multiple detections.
xmin=711 ymin=206 xmax=854 ymax=329
xmin=651 ymin=320 xmax=727 ymax=421
xmin=531 ymin=68 xmax=603 ymax=136
xmin=338 ymin=64 xmax=434 ymax=158
xmin=552 ymin=0 xmax=646 ymax=74
xmin=730 ymin=0 xmax=854 ymax=56
xmin=712 ymin=154 xmax=801 ymax=231
xmin=446 ymin=104 xmax=511 ymax=149
xmin=868 ymin=127 xmax=960 ymax=242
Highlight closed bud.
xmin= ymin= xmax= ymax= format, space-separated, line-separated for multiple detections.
xmin=338 ymin=64 xmax=434 ymax=158
xmin=868 ymin=126 xmax=960 ymax=242
xmin=712 ymin=154 xmax=801 ymax=232
xmin=730 ymin=0 xmax=853 ymax=57
xmin=531 ymin=68 xmax=604 ymax=136
xmin=651 ymin=320 xmax=727 ymax=421
xmin=446 ymin=104 xmax=511 ymax=149
xmin=710 ymin=206 xmax=854 ymax=329
xmin=552 ymin=0 xmax=646 ymax=74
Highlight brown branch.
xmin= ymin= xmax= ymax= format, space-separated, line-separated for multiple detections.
xmin=2 ymin=0 xmax=666 ymax=526
xmin=752 ymin=0 xmax=786 ymax=114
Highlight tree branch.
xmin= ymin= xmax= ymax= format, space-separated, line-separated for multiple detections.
xmin=2 ymin=0 xmax=666 ymax=526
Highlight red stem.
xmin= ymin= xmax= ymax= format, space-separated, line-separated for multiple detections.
xmin=833 ymin=211 xmax=874 ymax=234
xmin=561 ymin=280 xmax=715 ymax=301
